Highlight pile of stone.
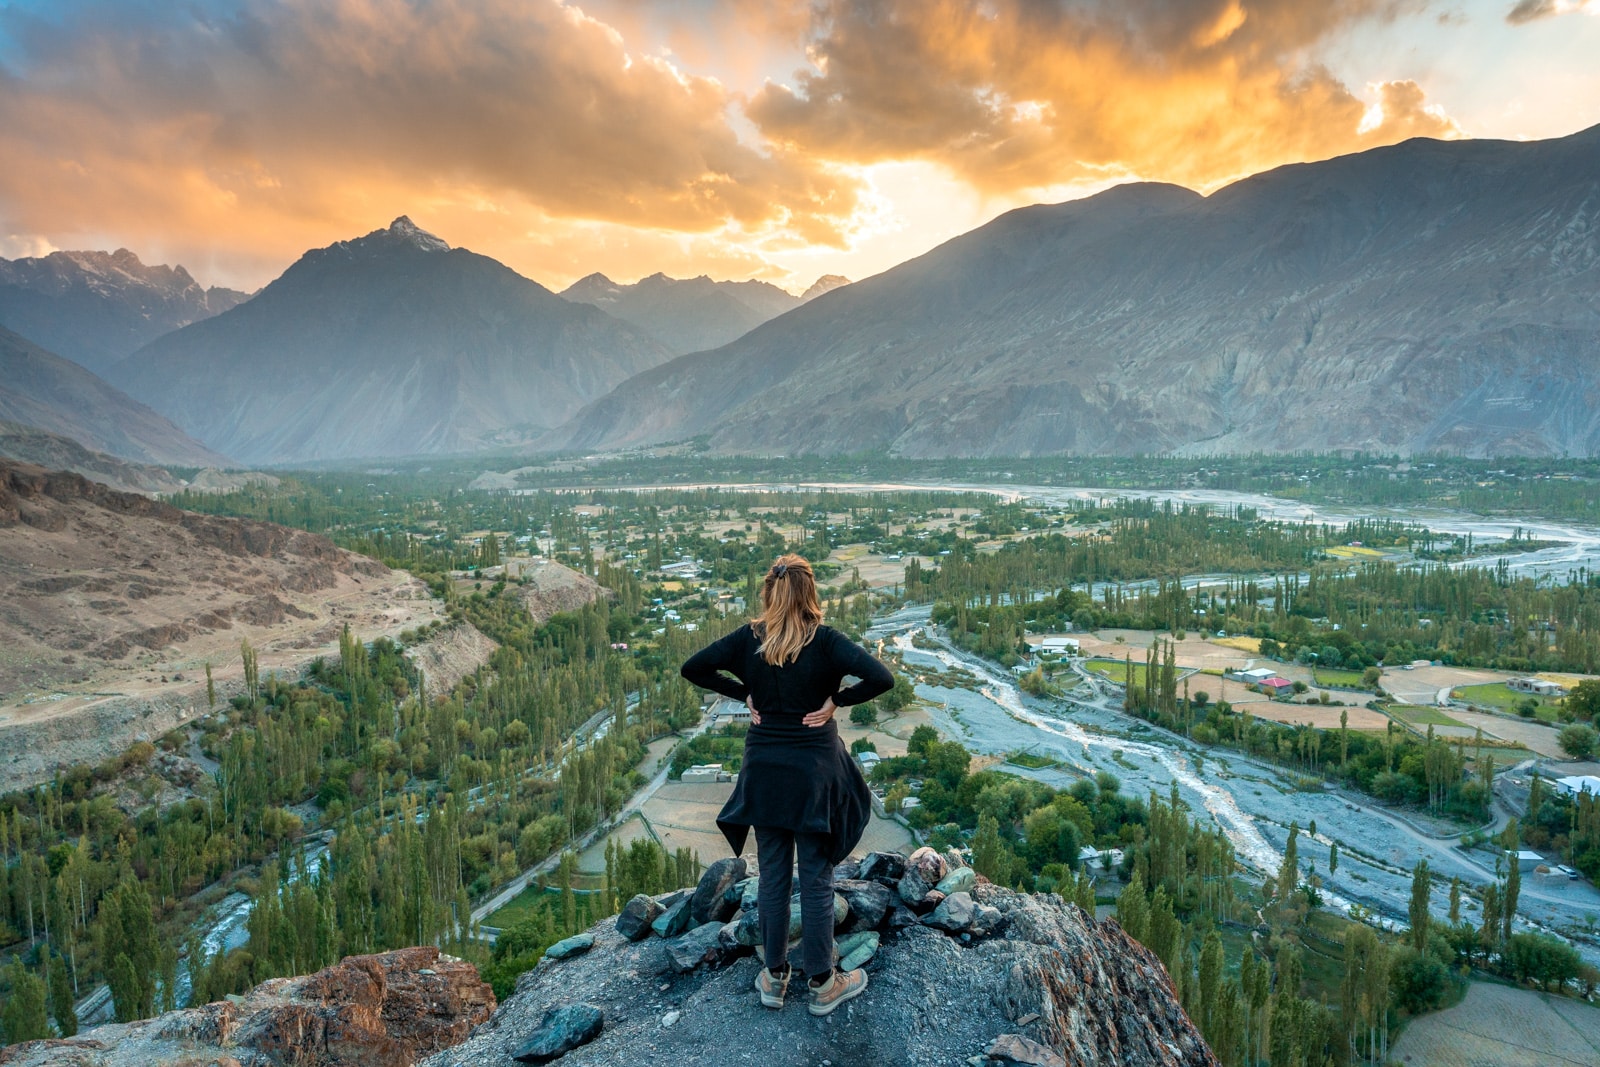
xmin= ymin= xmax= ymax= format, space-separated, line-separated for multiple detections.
xmin=513 ymin=847 xmax=1006 ymax=1061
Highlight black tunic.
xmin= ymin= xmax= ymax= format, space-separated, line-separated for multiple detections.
xmin=680 ymin=624 xmax=895 ymax=864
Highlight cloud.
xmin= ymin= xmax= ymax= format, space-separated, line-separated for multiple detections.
xmin=1505 ymin=0 xmax=1590 ymax=24
xmin=748 ymin=0 xmax=1458 ymax=195
xmin=0 ymin=0 xmax=863 ymax=285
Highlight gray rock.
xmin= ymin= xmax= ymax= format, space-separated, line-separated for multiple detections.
xmin=691 ymin=857 xmax=748 ymax=925
xmin=614 ymin=894 xmax=663 ymax=941
xmin=858 ymin=851 xmax=907 ymax=887
xmin=913 ymin=889 xmax=947 ymax=915
xmin=833 ymin=858 xmax=862 ymax=881
xmin=651 ymin=895 xmax=694 ymax=939
xmin=836 ymin=931 xmax=880 ymax=971
xmin=543 ymin=933 xmax=594 ymax=961
xmin=510 ymin=1003 xmax=604 ymax=1063
xmin=884 ymin=902 xmax=920 ymax=931
xmin=935 ymin=865 xmax=977 ymax=896
xmin=986 ymin=1033 xmax=1067 ymax=1067
xmin=731 ymin=876 xmax=759 ymax=910
xmin=667 ymin=921 xmax=734 ymax=972
xmin=972 ymin=903 xmax=1005 ymax=937
xmin=834 ymin=879 xmax=892 ymax=934
xmin=735 ymin=905 xmax=763 ymax=947
xmin=923 ymin=891 xmax=977 ymax=932
xmin=425 ymin=884 xmax=1217 ymax=1067
xmin=898 ymin=846 xmax=949 ymax=905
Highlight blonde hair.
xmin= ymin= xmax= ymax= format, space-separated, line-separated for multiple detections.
xmin=754 ymin=554 xmax=823 ymax=666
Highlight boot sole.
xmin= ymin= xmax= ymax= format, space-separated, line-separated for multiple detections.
xmin=808 ymin=971 xmax=868 ymax=1017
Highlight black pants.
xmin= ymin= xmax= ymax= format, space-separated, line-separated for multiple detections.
xmin=754 ymin=826 xmax=834 ymax=979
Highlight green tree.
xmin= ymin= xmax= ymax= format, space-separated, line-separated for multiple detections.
xmin=1567 ymin=679 xmax=1600 ymax=722
xmin=97 ymin=878 xmax=157 ymax=1021
xmin=1328 ymin=841 xmax=1338 ymax=875
xmin=1117 ymin=869 xmax=1150 ymax=942
xmin=972 ymin=812 xmax=1006 ymax=882
xmin=879 ymin=673 xmax=915 ymax=713
xmin=205 ymin=661 xmax=216 ymax=709
xmin=1408 ymin=860 xmax=1431 ymax=952
xmin=1503 ymin=861 xmax=1521 ymax=947
xmin=46 ymin=949 xmax=76 ymax=1037
xmin=848 ymin=701 xmax=878 ymax=726
xmin=1558 ymin=723 xmax=1598 ymax=760
xmin=1 ymin=961 xmax=50 ymax=1043
xmin=1448 ymin=877 xmax=1462 ymax=925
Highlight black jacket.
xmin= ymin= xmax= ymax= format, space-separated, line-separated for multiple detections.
xmin=681 ymin=624 xmax=894 ymax=863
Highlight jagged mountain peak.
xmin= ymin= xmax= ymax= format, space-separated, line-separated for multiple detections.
xmin=801 ymin=274 xmax=851 ymax=301
xmin=382 ymin=214 xmax=451 ymax=252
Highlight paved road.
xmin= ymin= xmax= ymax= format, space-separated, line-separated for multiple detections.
xmin=470 ymin=709 xmax=714 ymax=927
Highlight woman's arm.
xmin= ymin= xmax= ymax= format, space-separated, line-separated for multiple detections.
xmin=680 ymin=626 xmax=752 ymax=703
xmin=828 ymin=631 xmax=895 ymax=707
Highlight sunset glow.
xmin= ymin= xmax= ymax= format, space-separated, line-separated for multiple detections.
xmin=1 ymin=0 xmax=1597 ymax=292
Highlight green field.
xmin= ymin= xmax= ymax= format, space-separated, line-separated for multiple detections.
xmin=1008 ymin=751 xmax=1063 ymax=769
xmin=487 ymin=883 xmax=604 ymax=930
xmin=1087 ymin=659 xmax=1149 ymax=687
xmin=1312 ymin=666 xmax=1369 ymax=688
xmin=1387 ymin=704 xmax=1467 ymax=728
xmin=1452 ymin=682 xmax=1565 ymax=723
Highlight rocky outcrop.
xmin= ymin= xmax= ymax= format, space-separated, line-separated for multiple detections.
xmin=514 ymin=561 xmax=611 ymax=626
xmin=0 ymin=948 xmax=494 ymax=1067
xmin=424 ymin=852 xmax=1216 ymax=1067
xmin=404 ymin=622 xmax=498 ymax=698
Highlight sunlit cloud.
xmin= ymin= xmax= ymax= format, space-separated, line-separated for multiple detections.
xmin=0 ymin=0 xmax=1589 ymax=293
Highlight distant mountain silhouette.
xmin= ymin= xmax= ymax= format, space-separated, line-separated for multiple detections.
xmin=561 ymin=272 xmax=801 ymax=356
xmin=111 ymin=218 xmax=669 ymax=465
xmin=0 ymin=249 xmax=249 ymax=374
xmin=0 ymin=324 xmax=230 ymax=468
xmin=553 ymin=125 xmax=1600 ymax=458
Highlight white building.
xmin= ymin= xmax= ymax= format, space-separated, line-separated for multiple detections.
xmin=1509 ymin=677 xmax=1568 ymax=698
xmin=1553 ymin=775 xmax=1600 ymax=799
xmin=1078 ymin=846 xmax=1125 ymax=872
xmin=1039 ymin=636 xmax=1081 ymax=655
xmin=1226 ymin=667 xmax=1278 ymax=683
xmin=1507 ymin=849 xmax=1544 ymax=873
xmin=681 ymin=764 xmax=734 ymax=784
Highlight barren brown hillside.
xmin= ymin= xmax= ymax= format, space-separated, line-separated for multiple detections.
xmin=0 ymin=460 xmax=442 ymax=784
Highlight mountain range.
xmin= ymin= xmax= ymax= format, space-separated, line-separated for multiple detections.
xmin=0 ymin=324 xmax=230 ymax=468
xmin=553 ymin=124 xmax=1600 ymax=458
xmin=109 ymin=218 xmax=671 ymax=465
xmin=0 ymin=248 xmax=249 ymax=374
xmin=562 ymin=272 xmax=801 ymax=356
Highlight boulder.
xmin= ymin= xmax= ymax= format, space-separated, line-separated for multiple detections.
xmin=972 ymin=903 xmax=1005 ymax=937
xmin=923 ymin=891 xmax=977 ymax=933
xmin=884 ymin=902 xmax=921 ymax=931
xmin=666 ymin=922 xmax=736 ymax=973
xmin=511 ymin=1003 xmax=604 ymax=1063
xmin=985 ymin=1033 xmax=1068 ymax=1067
xmin=898 ymin=846 xmax=949 ymax=905
xmin=542 ymin=933 xmax=594 ymax=961
xmin=615 ymin=894 xmax=663 ymax=941
xmin=935 ymin=865 xmax=977 ymax=896
xmin=735 ymin=905 xmax=763 ymax=947
xmin=651 ymin=895 xmax=695 ymax=939
xmin=739 ymin=876 xmax=761 ymax=910
xmin=833 ymin=858 xmax=863 ymax=881
xmin=912 ymin=889 xmax=947 ymax=915
xmin=835 ymin=931 xmax=880 ymax=971
xmin=691 ymin=857 xmax=748 ymax=925
xmin=858 ymin=851 xmax=907 ymax=887
xmin=834 ymin=879 xmax=892 ymax=934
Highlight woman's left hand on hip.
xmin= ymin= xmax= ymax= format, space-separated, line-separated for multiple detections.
xmin=745 ymin=695 xmax=763 ymax=725
xmin=803 ymin=697 xmax=838 ymax=728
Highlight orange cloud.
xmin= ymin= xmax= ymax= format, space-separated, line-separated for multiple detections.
xmin=748 ymin=0 xmax=1458 ymax=194
xmin=0 ymin=0 xmax=860 ymax=286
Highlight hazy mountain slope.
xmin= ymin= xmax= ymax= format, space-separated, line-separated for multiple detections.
xmin=111 ymin=218 xmax=669 ymax=465
xmin=556 ymin=126 xmax=1600 ymax=458
xmin=0 ymin=249 xmax=249 ymax=374
xmin=562 ymin=272 xmax=803 ymax=356
xmin=0 ymin=421 xmax=186 ymax=494
xmin=0 ymin=325 xmax=231 ymax=467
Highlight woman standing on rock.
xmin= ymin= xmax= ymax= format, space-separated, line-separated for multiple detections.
xmin=681 ymin=554 xmax=893 ymax=1016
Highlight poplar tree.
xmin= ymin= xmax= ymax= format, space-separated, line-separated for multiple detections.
xmin=1408 ymin=860 xmax=1431 ymax=952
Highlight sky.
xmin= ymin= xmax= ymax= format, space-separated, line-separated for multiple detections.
xmin=0 ymin=0 xmax=1597 ymax=295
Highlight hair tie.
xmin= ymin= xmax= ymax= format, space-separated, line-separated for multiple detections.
xmin=773 ymin=563 xmax=788 ymax=578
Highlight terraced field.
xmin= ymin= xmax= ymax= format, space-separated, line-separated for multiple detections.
xmin=1389 ymin=982 xmax=1600 ymax=1067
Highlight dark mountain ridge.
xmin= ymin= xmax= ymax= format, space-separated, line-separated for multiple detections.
xmin=553 ymin=125 xmax=1600 ymax=458
xmin=0 ymin=248 xmax=249 ymax=374
xmin=110 ymin=218 xmax=670 ymax=465
xmin=0 ymin=324 xmax=230 ymax=468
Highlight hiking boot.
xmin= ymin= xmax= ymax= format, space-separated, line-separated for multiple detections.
xmin=807 ymin=968 xmax=868 ymax=1016
xmin=755 ymin=963 xmax=792 ymax=1009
